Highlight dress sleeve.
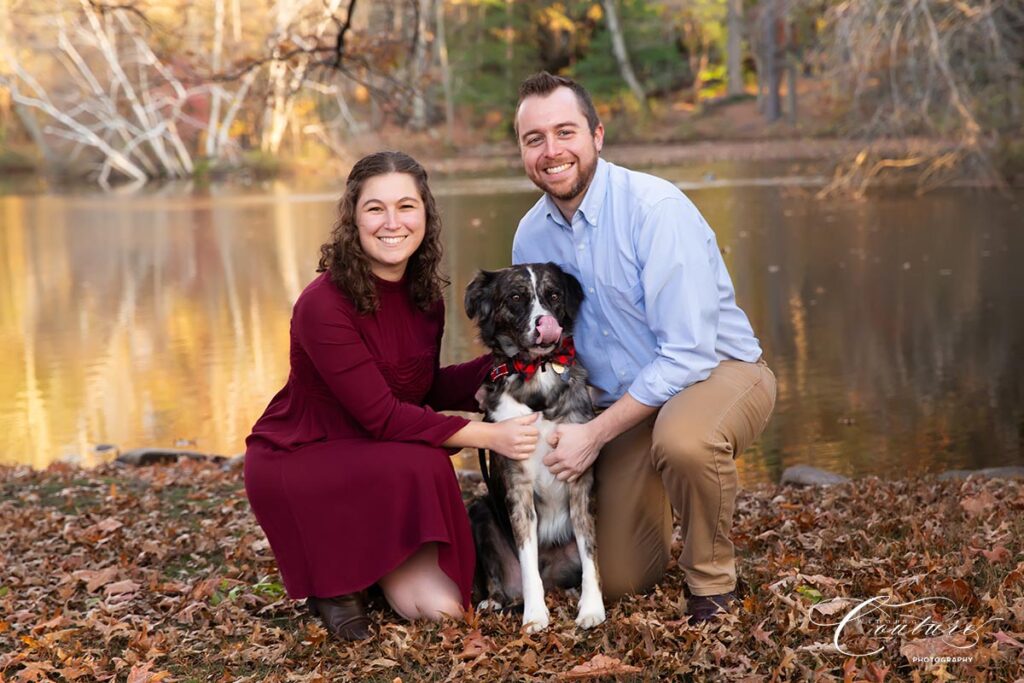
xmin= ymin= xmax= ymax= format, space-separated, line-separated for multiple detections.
xmin=293 ymin=289 xmax=470 ymax=447
xmin=426 ymin=355 xmax=493 ymax=412
xmin=423 ymin=302 xmax=492 ymax=412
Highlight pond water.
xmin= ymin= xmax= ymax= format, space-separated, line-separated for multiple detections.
xmin=1 ymin=164 xmax=1021 ymax=485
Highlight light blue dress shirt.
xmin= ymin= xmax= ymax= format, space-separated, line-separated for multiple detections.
xmin=512 ymin=158 xmax=762 ymax=408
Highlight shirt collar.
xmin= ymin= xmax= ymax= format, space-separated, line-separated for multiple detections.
xmin=544 ymin=157 xmax=609 ymax=231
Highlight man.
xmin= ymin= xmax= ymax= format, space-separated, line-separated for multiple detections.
xmin=511 ymin=72 xmax=776 ymax=623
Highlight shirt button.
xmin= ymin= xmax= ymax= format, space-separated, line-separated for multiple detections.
xmin=577 ymin=243 xmax=585 ymax=251
xmin=588 ymin=287 xmax=595 ymax=294
xmin=602 ymin=330 xmax=609 ymax=336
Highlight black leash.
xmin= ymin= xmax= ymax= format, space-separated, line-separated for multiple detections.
xmin=477 ymin=447 xmax=517 ymax=548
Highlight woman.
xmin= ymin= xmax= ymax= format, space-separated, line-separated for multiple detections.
xmin=244 ymin=151 xmax=539 ymax=640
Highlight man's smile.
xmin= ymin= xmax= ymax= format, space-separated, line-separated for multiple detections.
xmin=544 ymin=161 xmax=575 ymax=176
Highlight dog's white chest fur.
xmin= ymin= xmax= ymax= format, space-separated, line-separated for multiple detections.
xmin=489 ymin=374 xmax=573 ymax=546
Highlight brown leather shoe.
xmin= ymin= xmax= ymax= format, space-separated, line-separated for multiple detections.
xmin=307 ymin=593 xmax=372 ymax=640
xmin=686 ymin=591 xmax=737 ymax=624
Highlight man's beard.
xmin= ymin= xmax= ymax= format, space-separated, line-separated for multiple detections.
xmin=539 ymin=154 xmax=598 ymax=202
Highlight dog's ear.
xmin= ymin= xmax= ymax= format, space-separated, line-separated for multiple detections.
xmin=555 ymin=264 xmax=585 ymax=320
xmin=465 ymin=270 xmax=497 ymax=320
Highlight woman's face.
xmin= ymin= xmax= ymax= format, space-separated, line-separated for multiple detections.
xmin=355 ymin=173 xmax=428 ymax=281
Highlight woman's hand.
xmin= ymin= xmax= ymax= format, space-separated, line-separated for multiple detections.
xmin=488 ymin=413 xmax=540 ymax=460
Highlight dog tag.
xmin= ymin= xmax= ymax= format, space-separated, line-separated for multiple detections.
xmin=550 ymin=362 xmax=565 ymax=374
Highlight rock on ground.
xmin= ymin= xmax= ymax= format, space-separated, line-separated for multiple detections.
xmin=117 ymin=448 xmax=223 ymax=466
xmin=780 ymin=465 xmax=850 ymax=486
xmin=936 ymin=466 xmax=1024 ymax=481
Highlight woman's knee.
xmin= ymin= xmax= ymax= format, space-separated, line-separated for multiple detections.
xmin=415 ymin=593 xmax=463 ymax=620
xmin=379 ymin=544 xmax=463 ymax=621
xmin=381 ymin=582 xmax=461 ymax=621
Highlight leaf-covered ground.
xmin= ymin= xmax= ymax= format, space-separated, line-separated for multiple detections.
xmin=1 ymin=461 xmax=1021 ymax=682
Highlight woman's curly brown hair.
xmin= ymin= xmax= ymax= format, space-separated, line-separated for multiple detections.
xmin=317 ymin=151 xmax=448 ymax=315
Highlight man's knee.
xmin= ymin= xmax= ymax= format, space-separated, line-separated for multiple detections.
xmin=651 ymin=428 xmax=724 ymax=476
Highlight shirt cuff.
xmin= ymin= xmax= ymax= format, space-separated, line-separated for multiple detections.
xmin=628 ymin=357 xmax=714 ymax=407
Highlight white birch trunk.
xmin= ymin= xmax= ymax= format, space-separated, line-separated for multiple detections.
xmin=206 ymin=0 xmax=226 ymax=157
xmin=602 ymin=0 xmax=646 ymax=108
xmin=407 ymin=0 xmax=431 ymax=131
xmin=435 ymin=0 xmax=455 ymax=142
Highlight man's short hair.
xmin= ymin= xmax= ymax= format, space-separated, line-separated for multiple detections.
xmin=515 ymin=71 xmax=600 ymax=137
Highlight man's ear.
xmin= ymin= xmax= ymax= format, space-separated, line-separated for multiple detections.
xmin=465 ymin=270 xmax=497 ymax=320
xmin=593 ymin=122 xmax=605 ymax=154
xmin=555 ymin=265 xmax=585 ymax=320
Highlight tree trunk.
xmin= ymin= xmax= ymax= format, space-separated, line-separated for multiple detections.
xmin=205 ymin=0 xmax=225 ymax=157
xmin=786 ymin=57 xmax=798 ymax=124
xmin=407 ymin=0 xmax=431 ymax=131
xmin=601 ymin=0 xmax=646 ymax=108
xmin=761 ymin=0 xmax=781 ymax=122
xmin=435 ymin=0 xmax=455 ymax=143
xmin=505 ymin=0 xmax=514 ymax=89
xmin=692 ymin=50 xmax=710 ymax=106
xmin=11 ymin=103 xmax=54 ymax=164
xmin=216 ymin=69 xmax=257 ymax=153
xmin=230 ymin=0 xmax=242 ymax=42
xmin=726 ymin=0 xmax=744 ymax=96
xmin=782 ymin=16 xmax=796 ymax=124
xmin=1 ymin=0 xmax=55 ymax=162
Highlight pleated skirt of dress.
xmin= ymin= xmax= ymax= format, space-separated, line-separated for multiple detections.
xmin=243 ymin=438 xmax=475 ymax=608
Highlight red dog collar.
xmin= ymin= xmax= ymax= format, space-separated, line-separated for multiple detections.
xmin=489 ymin=337 xmax=577 ymax=382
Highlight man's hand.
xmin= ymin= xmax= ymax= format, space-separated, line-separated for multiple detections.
xmin=542 ymin=393 xmax=659 ymax=483
xmin=543 ymin=422 xmax=606 ymax=483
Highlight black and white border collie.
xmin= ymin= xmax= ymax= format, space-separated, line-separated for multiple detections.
xmin=465 ymin=263 xmax=605 ymax=633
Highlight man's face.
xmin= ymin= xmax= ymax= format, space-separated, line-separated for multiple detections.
xmin=516 ymin=87 xmax=604 ymax=205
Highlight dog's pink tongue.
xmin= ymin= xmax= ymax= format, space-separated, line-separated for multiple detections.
xmin=535 ymin=316 xmax=562 ymax=345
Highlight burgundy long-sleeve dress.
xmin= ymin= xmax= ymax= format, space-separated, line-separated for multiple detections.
xmin=243 ymin=272 xmax=491 ymax=608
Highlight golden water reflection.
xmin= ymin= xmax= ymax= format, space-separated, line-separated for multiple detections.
xmin=1 ymin=178 xmax=1021 ymax=483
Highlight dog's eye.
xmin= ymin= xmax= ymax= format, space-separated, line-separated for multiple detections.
xmin=511 ymin=294 xmax=522 ymax=302
xmin=549 ymin=292 xmax=560 ymax=302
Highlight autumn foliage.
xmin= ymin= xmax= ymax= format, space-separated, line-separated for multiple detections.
xmin=1 ymin=460 xmax=1022 ymax=681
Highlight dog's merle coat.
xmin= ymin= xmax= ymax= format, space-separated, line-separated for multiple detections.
xmin=465 ymin=263 xmax=605 ymax=632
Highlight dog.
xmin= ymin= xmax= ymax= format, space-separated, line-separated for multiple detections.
xmin=465 ymin=263 xmax=605 ymax=633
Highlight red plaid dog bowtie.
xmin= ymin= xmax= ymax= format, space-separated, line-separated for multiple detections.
xmin=489 ymin=336 xmax=577 ymax=382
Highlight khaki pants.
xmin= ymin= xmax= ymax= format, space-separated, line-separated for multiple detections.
xmin=594 ymin=359 xmax=777 ymax=599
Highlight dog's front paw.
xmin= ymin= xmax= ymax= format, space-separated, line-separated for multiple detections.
xmin=575 ymin=605 xmax=606 ymax=629
xmin=477 ymin=598 xmax=503 ymax=612
xmin=522 ymin=604 xmax=550 ymax=633
xmin=575 ymin=592 xmax=606 ymax=629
